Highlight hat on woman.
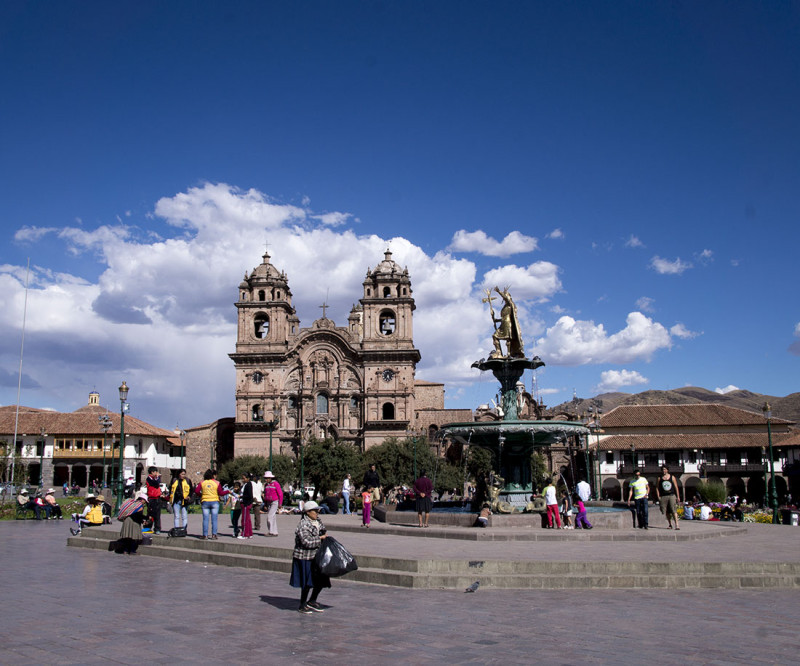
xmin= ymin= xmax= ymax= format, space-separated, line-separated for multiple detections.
xmin=303 ymin=501 xmax=320 ymax=512
xmin=134 ymin=490 xmax=148 ymax=502
xmin=264 ymin=471 xmax=275 ymax=479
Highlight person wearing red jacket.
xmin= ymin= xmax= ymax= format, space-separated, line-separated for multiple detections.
xmin=263 ymin=471 xmax=284 ymax=536
xmin=146 ymin=467 xmax=162 ymax=534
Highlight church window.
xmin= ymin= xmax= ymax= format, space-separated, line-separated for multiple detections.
xmin=258 ymin=290 xmax=266 ymax=301
xmin=350 ymin=396 xmax=359 ymax=410
xmin=254 ymin=314 xmax=269 ymax=338
xmin=288 ymin=396 xmax=298 ymax=409
xmin=379 ymin=310 xmax=395 ymax=335
xmin=241 ymin=291 xmax=247 ymax=301
xmin=316 ymin=394 xmax=329 ymax=414
xmin=276 ymin=290 xmax=281 ymax=298
xmin=366 ymin=288 xmax=371 ymax=296
xmin=402 ymin=287 xmax=407 ymax=295
xmin=383 ymin=286 xmax=391 ymax=297
xmin=382 ymin=402 xmax=395 ymax=420
xmin=252 ymin=404 xmax=263 ymax=421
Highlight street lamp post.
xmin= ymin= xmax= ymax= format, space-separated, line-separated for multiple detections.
xmin=762 ymin=403 xmax=779 ymax=524
xmin=115 ymin=381 xmax=129 ymax=512
xmin=38 ymin=427 xmax=47 ymax=488
xmin=587 ymin=406 xmax=603 ymax=500
xmin=99 ymin=414 xmax=112 ymax=489
xmin=267 ymin=407 xmax=280 ymax=471
xmin=761 ymin=445 xmax=768 ymax=509
xmin=174 ymin=428 xmax=186 ymax=472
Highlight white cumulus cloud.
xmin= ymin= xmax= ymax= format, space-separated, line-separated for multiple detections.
xmin=534 ymin=312 xmax=672 ymax=366
xmin=546 ymin=228 xmax=564 ymax=240
xmin=481 ymin=262 xmax=561 ymax=303
xmin=595 ymin=369 xmax=649 ymax=392
xmin=670 ymin=323 xmax=701 ymax=339
xmin=650 ymin=256 xmax=692 ymax=275
xmin=625 ymin=235 xmax=644 ymax=248
xmin=636 ymin=296 xmax=655 ymax=313
xmin=715 ymin=385 xmax=740 ymax=394
xmin=447 ymin=229 xmax=538 ymax=257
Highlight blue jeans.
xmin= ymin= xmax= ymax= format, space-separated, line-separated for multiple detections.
xmin=342 ymin=491 xmax=351 ymax=514
xmin=633 ymin=498 xmax=649 ymax=528
xmin=202 ymin=501 xmax=219 ymax=536
xmin=173 ymin=503 xmax=188 ymax=529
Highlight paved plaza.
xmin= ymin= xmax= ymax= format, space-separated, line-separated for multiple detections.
xmin=1 ymin=516 xmax=799 ymax=664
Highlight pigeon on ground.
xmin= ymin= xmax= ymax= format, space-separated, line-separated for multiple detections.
xmin=465 ymin=581 xmax=480 ymax=593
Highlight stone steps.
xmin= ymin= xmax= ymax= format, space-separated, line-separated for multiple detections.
xmin=67 ymin=531 xmax=800 ymax=590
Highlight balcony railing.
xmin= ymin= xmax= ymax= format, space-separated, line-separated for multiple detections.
xmin=617 ymin=463 xmax=685 ymax=475
xmin=53 ymin=449 xmax=117 ymax=459
xmin=703 ymin=463 xmax=770 ymax=474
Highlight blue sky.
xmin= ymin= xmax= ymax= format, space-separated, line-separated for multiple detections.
xmin=1 ymin=2 xmax=798 ymax=429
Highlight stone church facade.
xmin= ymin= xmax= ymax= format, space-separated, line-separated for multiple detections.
xmin=229 ymin=249 xmax=464 ymax=459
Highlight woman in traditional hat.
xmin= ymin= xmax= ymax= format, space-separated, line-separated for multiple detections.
xmin=289 ymin=501 xmax=330 ymax=614
xmin=116 ymin=490 xmax=148 ymax=554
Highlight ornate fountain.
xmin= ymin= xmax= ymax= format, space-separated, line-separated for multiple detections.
xmin=436 ymin=287 xmax=590 ymax=513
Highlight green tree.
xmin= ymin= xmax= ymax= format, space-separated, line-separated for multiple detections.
xmin=303 ymin=438 xmax=363 ymax=499
xmin=530 ymin=451 xmax=550 ymax=493
xmin=366 ymin=437 xmax=436 ymax=490
xmin=466 ymin=446 xmax=493 ymax=481
xmin=432 ymin=461 xmax=465 ymax=496
xmin=217 ymin=454 xmax=271 ymax=485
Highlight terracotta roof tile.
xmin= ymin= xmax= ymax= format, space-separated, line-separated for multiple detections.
xmin=0 ymin=405 xmax=173 ymax=438
xmin=592 ymin=432 xmax=796 ymax=451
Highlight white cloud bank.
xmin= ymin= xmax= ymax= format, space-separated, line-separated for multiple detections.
xmin=534 ymin=312 xmax=672 ymax=366
xmin=2 ymin=183 xmax=687 ymax=427
xmin=715 ymin=385 xmax=740 ymax=394
xmin=595 ymin=369 xmax=649 ymax=393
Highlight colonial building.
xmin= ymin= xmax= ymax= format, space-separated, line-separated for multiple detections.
xmin=0 ymin=392 xmax=179 ymax=490
xmin=229 ymin=249 xmax=465 ymax=460
xmin=590 ymin=403 xmax=798 ymax=503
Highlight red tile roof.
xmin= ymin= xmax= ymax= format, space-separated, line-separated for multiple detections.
xmin=0 ymin=405 xmax=173 ymax=438
xmin=600 ymin=403 xmax=793 ymax=428
xmin=592 ymin=432 xmax=796 ymax=451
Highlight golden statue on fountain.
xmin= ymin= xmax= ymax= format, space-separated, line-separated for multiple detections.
xmin=484 ymin=286 xmax=525 ymax=359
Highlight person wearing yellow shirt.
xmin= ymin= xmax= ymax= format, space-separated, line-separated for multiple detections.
xmin=170 ymin=469 xmax=192 ymax=531
xmin=627 ymin=469 xmax=650 ymax=529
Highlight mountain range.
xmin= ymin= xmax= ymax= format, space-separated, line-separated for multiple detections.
xmin=551 ymin=387 xmax=800 ymax=424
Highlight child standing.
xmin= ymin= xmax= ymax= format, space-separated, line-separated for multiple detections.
xmin=573 ymin=493 xmax=593 ymax=529
xmin=226 ymin=481 xmax=242 ymax=538
xmin=560 ymin=492 xmax=574 ymax=529
xmin=361 ymin=487 xmax=372 ymax=528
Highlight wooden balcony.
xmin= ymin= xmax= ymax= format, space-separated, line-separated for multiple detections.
xmin=53 ymin=449 xmax=116 ymax=459
xmin=703 ymin=463 xmax=768 ymax=474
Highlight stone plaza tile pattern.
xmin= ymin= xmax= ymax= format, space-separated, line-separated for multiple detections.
xmin=2 ymin=517 xmax=800 ymax=663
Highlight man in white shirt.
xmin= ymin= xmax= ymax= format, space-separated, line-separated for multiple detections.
xmin=699 ymin=503 xmax=713 ymax=521
xmin=342 ymin=473 xmax=352 ymax=515
xmin=576 ymin=478 xmax=591 ymax=503
xmin=251 ymin=475 xmax=264 ymax=532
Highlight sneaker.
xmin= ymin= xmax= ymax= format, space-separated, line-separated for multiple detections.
xmin=306 ymin=601 xmax=324 ymax=612
xmin=70 ymin=528 xmax=80 ymax=536
xmin=212 ymin=534 xmax=219 ymax=540
xmin=298 ymin=606 xmax=313 ymax=614
xmin=237 ymin=536 xmax=246 ymax=539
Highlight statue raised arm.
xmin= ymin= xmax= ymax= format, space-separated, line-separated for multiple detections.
xmin=489 ymin=286 xmax=525 ymax=359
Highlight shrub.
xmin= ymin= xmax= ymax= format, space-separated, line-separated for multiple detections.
xmin=697 ymin=480 xmax=727 ymax=503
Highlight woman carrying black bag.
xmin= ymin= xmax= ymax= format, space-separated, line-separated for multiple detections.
xmin=289 ymin=501 xmax=331 ymax=614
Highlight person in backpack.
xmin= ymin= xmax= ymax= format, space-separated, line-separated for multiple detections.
xmin=69 ymin=495 xmax=104 ymax=535
xmin=170 ymin=469 xmax=192 ymax=533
